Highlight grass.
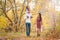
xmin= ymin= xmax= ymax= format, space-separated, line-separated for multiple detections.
xmin=0 ymin=27 xmax=60 ymax=40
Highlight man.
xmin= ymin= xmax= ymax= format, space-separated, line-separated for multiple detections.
xmin=24 ymin=6 xmax=32 ymax=36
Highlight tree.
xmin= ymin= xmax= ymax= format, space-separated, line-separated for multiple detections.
xmin=0 ymin=0 xmax=26 ymax=32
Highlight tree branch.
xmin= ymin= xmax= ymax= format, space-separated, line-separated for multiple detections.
xmin=18 ymin=0 xmax=26 ymax=26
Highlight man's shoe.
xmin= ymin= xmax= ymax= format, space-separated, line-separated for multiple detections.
xmin=37 ymin=34 xmax=40 ymax=37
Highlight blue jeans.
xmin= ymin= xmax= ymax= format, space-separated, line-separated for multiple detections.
xmin=26 ymin=23 xmax=31 ymax=36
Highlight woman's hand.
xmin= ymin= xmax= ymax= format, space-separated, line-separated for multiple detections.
xmin=40 ymin=22 xmax=43 ymax=25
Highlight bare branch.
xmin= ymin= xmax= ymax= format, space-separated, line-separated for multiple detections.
xmin=18 ymin=0 xmax=26 ymax=26
xmin=6 ymin=7 xmax=12 ymax=13
xmin=2 ymin=0 xmax=13 ymax=23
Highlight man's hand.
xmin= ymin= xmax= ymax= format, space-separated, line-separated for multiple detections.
xmin=30 ymin=16 xmax=32 ymax=19
xmin=27 ymin=16 xmax=29 ymax=18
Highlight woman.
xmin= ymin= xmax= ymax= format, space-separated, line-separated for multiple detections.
xmin=36 ymin=13 xmax=42 ymax=37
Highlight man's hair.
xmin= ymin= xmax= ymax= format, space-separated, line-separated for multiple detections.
xmin=26 ymin=6 xmax=30 ymax=11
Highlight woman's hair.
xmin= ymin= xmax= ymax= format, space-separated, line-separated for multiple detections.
xmin=39 ymin=13 xmax=41 ymax=16
xmin=38 ymin=13 xmax=41 ymax=18
xmin=38 ymin=13 xmax=42 ymax=21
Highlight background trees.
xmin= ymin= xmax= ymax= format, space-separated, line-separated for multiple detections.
xmin=0 ymin=0 xmax=60 ymax=36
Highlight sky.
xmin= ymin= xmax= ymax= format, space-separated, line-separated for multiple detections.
xmin=50 ymin=0 xmax=60 ymax=11
xmin=16 ymin=0 xmax=35 ymax=10
xmin=16 ymin=0 xmax=60 ymax=11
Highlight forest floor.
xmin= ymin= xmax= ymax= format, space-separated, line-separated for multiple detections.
xmin=0 ymin=32 xmax=60 ymax=40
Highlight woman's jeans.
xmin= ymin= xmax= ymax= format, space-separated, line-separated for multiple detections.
xmin=26 ymin=23 xmax=31 ymax=36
